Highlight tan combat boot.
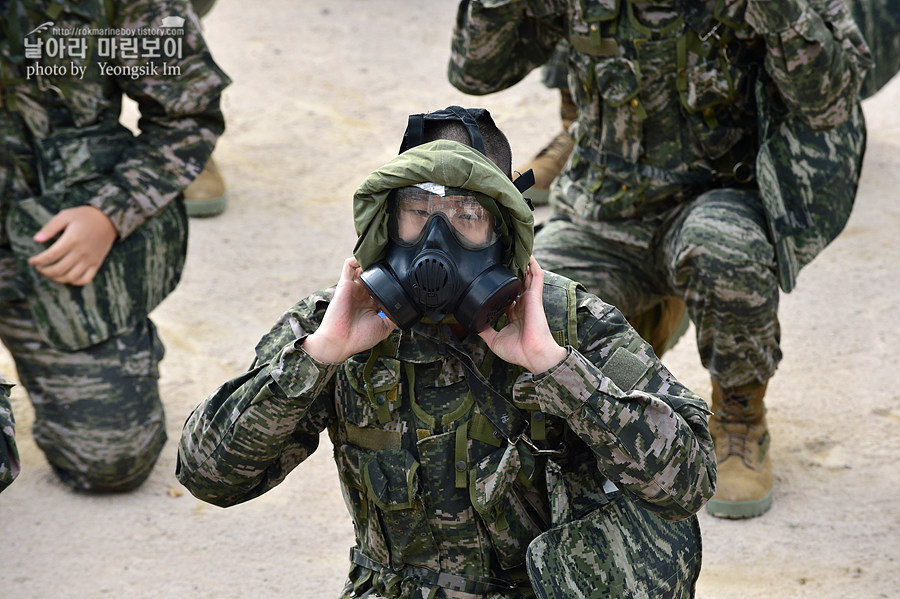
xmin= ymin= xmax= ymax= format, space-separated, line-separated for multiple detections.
xmin=184 ymin=156 xmax=228 ymax=217
xmin=706 ymin=380 xmax=773 ymax=519
xmin=517 ymin=89 xmax=577 ymax=206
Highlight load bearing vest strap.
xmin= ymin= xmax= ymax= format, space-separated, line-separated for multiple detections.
xmin=349 ymin=547 xmax=518 ymax=595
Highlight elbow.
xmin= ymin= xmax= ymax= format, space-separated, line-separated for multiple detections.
xmin=663 ymin=454 xmax=718 ymax=520
xmin=177 ymin=474 xmax=247 ymax=508
xmin=447 ymin=63 xmax=499 ymax=96
xmin=683 ymin=457 xmax=718 ymax=518
xmin=801 ymin=91 xmax=856 ymax=131
xmin=175 ymin=455 xmax=244 ymax=508
xmin=194 ymin=491 xmax=244 ymax=509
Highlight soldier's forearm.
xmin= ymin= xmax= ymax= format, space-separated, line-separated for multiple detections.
xmin=748 ymin=0 xmax=871 ymax=130
xmin=448 ymin=0 xmax=565 ymax=95
xmin=176 ymin=344 xmax=336 ymax=507
xmin=88 ymin=105 xmax=225 ymax=238
xmin=514 ymin=348 xmax=716 ymax=519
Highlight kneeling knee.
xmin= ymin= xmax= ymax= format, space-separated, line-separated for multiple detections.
xmin=48 ymin=427 xmax=167 ymax=493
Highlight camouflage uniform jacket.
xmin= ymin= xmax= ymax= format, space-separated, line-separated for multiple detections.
xmin=0 ymin=0 xmax=229 ymax=268
xmin=0 ymin=375 xmax=18 ymax=492
xmin=449 ymin=0 xmax=871 ymax=223
xmin=177 ymin=272 xmax=716 ymax=599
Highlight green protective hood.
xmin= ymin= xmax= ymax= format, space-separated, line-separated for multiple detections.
xmin=353 ymin=140 xmax=535 ymax=280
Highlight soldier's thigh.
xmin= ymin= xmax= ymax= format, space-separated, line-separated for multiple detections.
xmin=662 ymin=189 xmax=776 ymax=294
xmin=534 ymin=218 xmax=663 ymax=313
xmin=0 ymin=300 xmax=166 ymax=490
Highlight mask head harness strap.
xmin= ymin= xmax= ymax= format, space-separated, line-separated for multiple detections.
xmin=400 ymin=105 xmax=489 ymax=155
xmin=399 ymin=106 xmax=536 ymax=199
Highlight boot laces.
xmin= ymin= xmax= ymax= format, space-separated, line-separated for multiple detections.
xmin=716 ymin=390 xmax=762 ymax=465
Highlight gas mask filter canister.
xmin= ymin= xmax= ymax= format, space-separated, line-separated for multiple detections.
xmin=360 ymin=183 xmax=521 ymax=332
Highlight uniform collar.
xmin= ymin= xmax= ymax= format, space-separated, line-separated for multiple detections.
xmin=377 ymin=322 xmax=488 ymax=365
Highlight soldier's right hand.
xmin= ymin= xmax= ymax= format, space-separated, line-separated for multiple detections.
xmin=302 ymin=257 xmax=397 ymax=364
xmin=27 ymin=206 xmax=118 ymax=286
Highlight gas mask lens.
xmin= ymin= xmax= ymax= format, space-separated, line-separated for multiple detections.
xmin=389 ymin=184 xmax=499 ymax=250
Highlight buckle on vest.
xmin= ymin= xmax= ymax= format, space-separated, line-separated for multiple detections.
xmin=513 ymin=432 xmax=568 ymax=458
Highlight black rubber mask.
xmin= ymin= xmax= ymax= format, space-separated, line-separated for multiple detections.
xmin=359 ymin=186 xmax=521 ymax=332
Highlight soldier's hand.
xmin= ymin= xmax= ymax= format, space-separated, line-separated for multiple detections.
xmin=302 ymin=257 xmax=397 ymax=364
xmin=27 ymin=206 xmax=118 ymax=286
xmin=479 ymin=256 xmax=567 ymax=374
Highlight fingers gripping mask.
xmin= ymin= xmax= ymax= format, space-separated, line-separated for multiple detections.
xmin=360 ymin=184 xmax=521 ymax=331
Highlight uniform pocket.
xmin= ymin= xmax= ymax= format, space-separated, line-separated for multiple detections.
xmin=335 ymin=444 xmax=392 ymax=567
xmin=677 ymin=37 xmax=745 ymax=159
xmin=470 ymin=443 xmax=549 ymax=568
xmin=341 ymin=355 xmax=401 ymax=427
xmin=680 ymin=54 xmax=735 ymax=112
xmin=595 ymin=57 xmax=644 ymax=162
xmin=363 ymin=448 xmax=438 ymax=569
xmin=34 ymin=124 xmax=131 ymax=193
xmin=526 ymin=494 xmax=701 ymax=599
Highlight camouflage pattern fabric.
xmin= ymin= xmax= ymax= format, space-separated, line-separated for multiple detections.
xmin=449 ymin=0 xmax=871 ymax=388
xmin=0 ymin=373 xmax=19 ymax=492
xmin=846 ymin=0 xmax=900 ymax=98
xmin=0 ymin=301 xmax=166 ymax=491
xmin=754 ymin=77 xmax=866 ymax=292
xmin=539 ymin=41 xmax=569 ymax=91
xmin=526 ymin=493 xmax=701 ymax=599
xmin=535 ymin=189 xmax=780 ymax=390
xmin=6 ymin=194 xmax=187 ymax=351
xmin=0 ymin=0 xmax=228 ymax=490
xmin=1 ymin=0 xmax=230 ymax=238
xmin=177 ymin=271 xmax=716 ymax=599
xmin=190 ymin=0 xmax=217 ymax=19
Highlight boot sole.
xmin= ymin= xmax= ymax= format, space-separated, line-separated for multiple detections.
xmin=706 ymin=490 xmax=773 ymax=519
xmin=185 ymin=194 xmax=228 ymax=217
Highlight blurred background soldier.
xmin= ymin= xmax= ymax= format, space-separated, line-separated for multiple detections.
xmin=0 ymin=0 xmax=229 ymax=491
xmin=509 ymin=0 xmax=899 ymax=371
xmin=450 ymin=0 xmax=872 ymax=519
xmin=516 ymin=1 xmax=900 ymax=210
xmin=515 ymin=41 xmax=575 ymax=208
xmin=846 ymin=0 xmax=900 ymax=97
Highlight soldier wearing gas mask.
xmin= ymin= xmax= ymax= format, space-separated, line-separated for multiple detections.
xmin=177 ymin=107 xmax=716 ymax=599
xmin=358 ymin=108 xmax=525 ymax=335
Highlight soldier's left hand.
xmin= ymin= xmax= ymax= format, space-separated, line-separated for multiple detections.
xmin=27 ymin=206 xmax=118 ymax=286
xmin=479 ymin=256 xmax=567 ymax=374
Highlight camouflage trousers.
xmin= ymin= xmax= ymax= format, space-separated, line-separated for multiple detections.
xmin=0 ymin=295 xmax=167 ymax=492
xmin=534 ymin=188 xmax=782 ymax=389
xmin=0 ymin=374 xmax=17 ymax=492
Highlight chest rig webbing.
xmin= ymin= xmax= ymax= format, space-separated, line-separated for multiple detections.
xmin=567 ymin=0 xmax=760 ymax=187
xmin=340 ymin=278 xmax=588 ymax=595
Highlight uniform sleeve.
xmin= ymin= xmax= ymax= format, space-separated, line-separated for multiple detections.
xmin=745 ymin=0 xmax=873 ymax=130
xmin=87 ymin=0 xmax=230 ymax=238
xmin=0 ymin=377 xmax=20 ymax=493
xmin=513 ymin=299 xmax=716 ymax=521
xmin=176 ymin=293 xmax=339 ymax=507
xmin=448 ymin=0 xmax=567 ymax=95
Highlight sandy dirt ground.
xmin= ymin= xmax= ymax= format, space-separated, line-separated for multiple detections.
xmin=2 ymin=2 xmax=899 ymax=597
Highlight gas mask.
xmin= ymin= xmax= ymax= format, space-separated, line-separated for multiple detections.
xmin=360 ymin=183 xmax=521 ymax=331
